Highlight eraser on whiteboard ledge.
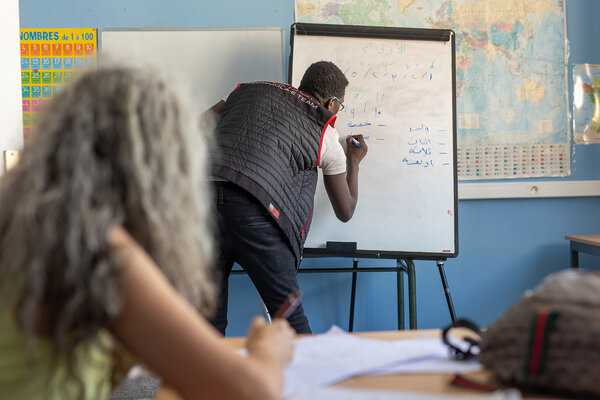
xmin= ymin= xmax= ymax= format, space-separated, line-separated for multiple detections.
xmin=326 ymin=241 xmax=357 ymax=256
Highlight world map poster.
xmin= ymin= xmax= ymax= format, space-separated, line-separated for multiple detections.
xmin=295 ymin=0 xmax=570 ymax=179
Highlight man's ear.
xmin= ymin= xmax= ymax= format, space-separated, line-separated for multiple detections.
xmin=326 ymin=100 xmax=336 ymax=112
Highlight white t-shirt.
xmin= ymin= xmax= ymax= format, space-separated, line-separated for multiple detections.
xmin=319 ymin=125 xmax=347 ymax=175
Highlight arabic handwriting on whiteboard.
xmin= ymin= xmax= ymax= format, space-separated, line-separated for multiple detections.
xmin=409 ymin=124 xmax=430 ymax=133
xmin=408 ymin=138 xmax=431 ymax=146
xmin=347 ymin=121 xmax=387 ymax=128
xmin=402 ymin=157 xmax=434 ymax=167
xmin=401 ymin=123 xmax=453 ymax=168
xmin=348 ymin=121 xmax=372 ymax=128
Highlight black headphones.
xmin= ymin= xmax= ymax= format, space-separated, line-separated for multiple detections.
xmin=441 ymin=319 xmax=482 ymax=361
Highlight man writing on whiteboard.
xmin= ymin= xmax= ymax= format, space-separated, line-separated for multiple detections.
xmin=209 ymin=61 xmax=367 ymax=334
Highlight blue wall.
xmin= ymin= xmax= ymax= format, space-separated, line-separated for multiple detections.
xmin=19 ymin=0 xmax=600 ymax=336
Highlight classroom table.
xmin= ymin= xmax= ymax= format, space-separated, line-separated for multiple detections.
xmin=154 ymin=329 xmax=564 ymax=400
xmin=564 ymin=234 xmax=600 ymax=268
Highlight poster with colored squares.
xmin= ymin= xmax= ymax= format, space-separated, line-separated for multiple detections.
xmin=20 ymin=28 xmax=97 ymax=141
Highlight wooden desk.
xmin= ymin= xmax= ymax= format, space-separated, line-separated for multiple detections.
xmin=228 ymin=329 xmax=495 ymax=396
xmin=564 ymin=234 xmax=600 ymax=268
xmin=156 ymin=329 xmax=562 ymax=399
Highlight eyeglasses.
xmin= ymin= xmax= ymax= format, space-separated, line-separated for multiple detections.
xmin=325 ymin=96 xmax=345 ymax=111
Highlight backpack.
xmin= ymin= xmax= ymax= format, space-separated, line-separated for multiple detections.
xmin=477 ymin=269 xmax=600 ymax=397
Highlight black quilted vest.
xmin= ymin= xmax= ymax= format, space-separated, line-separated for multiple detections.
xmin=213 ymin=82 xmax=336 ymax=264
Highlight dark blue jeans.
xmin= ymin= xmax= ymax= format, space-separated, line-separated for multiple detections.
xmin=211 ymin=181 xmax=311 ymax=334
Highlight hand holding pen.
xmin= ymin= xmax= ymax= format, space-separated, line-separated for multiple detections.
xmin=346 ymin=134 xmax=368 ymax=164
xmin=274 ymin=289 xmax=302 ymax=319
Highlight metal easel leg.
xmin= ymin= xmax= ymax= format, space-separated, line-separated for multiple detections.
xmin=349 ymin=258 xmax=358 ymax=332
xmin=398 ymin=259 xmax=417 ymax=329
xmin=397 ymin=259 xmax=405 ymax=330
xmin=436 ymin=259 xmax=457 ymax=326
xmin=406 ymin=259 xmax=417 ymax=329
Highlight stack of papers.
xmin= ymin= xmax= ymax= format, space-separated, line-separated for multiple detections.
xmin=283 ymin=326 xmax=483 ymax=398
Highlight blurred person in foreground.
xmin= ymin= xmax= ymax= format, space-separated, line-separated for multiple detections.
xmin=0 ymin=67 xmax=293 ymax=400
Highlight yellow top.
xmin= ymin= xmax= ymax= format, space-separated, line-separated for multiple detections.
xmin=0 ymin=300 xmax=113 ymax=400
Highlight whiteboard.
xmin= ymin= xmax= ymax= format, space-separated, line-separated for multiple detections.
xmin=99 ymin=28 xmax=285 ymax=110
xmin=290 ymin=24 xmax=458 ymax=259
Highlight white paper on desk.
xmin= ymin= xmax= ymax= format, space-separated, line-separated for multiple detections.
xmin=282 ymin=326 xmax=483 ymax=398
xmin=288 ymin=386 xmax=522 ymax=400
xmin=370 ymin=356 xmax=482 ymax=374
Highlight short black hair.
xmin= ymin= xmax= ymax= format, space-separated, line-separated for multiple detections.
xmin=298 ymin=61 xmax=349 ymax=100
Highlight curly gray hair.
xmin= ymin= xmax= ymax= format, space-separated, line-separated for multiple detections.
xmin=0 ymin=66 xmax=216 ymax=381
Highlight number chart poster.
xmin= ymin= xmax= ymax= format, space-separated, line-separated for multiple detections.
xmin=20 ymin=28 xmax=97 ymax=141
